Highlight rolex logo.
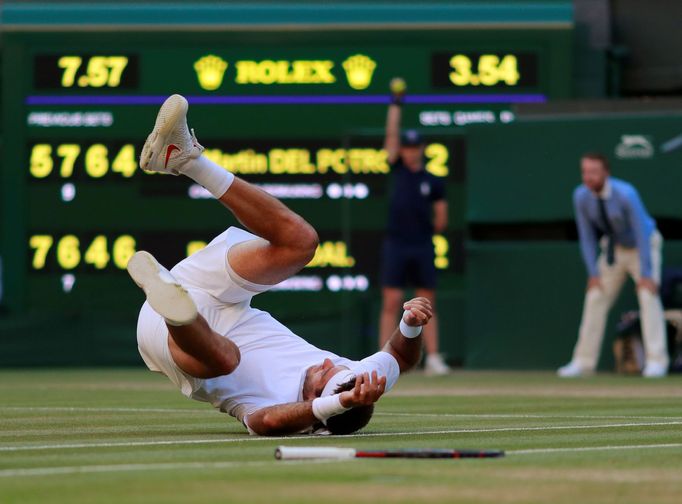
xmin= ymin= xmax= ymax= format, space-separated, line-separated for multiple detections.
xmin=194 ymin=55 xmax=228 ymax=91
xmin=342 ymin=54 xmax=376 ymax=90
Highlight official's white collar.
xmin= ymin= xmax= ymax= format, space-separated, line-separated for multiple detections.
xmin=596 ymin=177 xmax=612 ymax=199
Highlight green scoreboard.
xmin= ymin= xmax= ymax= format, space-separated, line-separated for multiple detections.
xmin=0 ymin=24 xmax=572 ymax=363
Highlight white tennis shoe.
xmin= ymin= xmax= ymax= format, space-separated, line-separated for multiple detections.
xmin=126 ymin=251 xmax=197 ymax=326
xmin=557 ymin=361 xmax=593 ymax=378
xmin=140 ymin=94 xmax=204 ymax=175
xmin=642 ymin=361 xmax=667 ymax=378
xmin=424 ymin=353 xmax=450 ymax=376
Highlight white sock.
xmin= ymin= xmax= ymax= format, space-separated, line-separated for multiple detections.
xmin=183 ymin=156 xmax=235 ymax=199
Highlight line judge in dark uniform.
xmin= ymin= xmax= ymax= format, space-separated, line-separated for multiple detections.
xmin=378 ymin=78 xmax=450 ymax=375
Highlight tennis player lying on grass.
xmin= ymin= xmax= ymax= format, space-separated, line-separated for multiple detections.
xmin=127 ymin=95 xmax=431 ymax=436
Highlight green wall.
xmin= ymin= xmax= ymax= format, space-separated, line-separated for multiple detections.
xmin=468 ymin=114 xmax=682 ymax=223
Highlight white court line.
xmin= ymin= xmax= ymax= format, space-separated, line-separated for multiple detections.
xmin=509 ymin=443 xmax=682 ymax=455
xmin=0 ymin=459 xmax=341 ymax=479
xmin=4 ymin=407 xmax=682 ymax=422
xmin=377 ymin=412 xmax=682 ymax=420
xmin=2 ymin=420 xmax=681 ymax=452
xmin=1 ymin=443 xmax=681 ymax=478
xmin=1 ymin=407 xmax=210 ymax=414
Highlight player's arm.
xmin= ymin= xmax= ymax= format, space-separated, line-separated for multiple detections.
xmin=622 ymin=187 xmax=657 ymax=293
xmin=382 ymin=297 xmax=432 ymax=373
xmin=246 ymin=372 xmax=386 ymax=436
xmin=433 ymin=199 xmax=448 ymax=234
xmin=573 ymin=189 xmax=600 ymax=288
xmin=384 ymin=78 xmax=406 ymax=164
xmin=246 ymin=401 xmax=317 ymax=436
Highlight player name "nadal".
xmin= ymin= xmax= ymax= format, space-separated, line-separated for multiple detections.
xmin=235 ymin=60 xmax=336 ymax=84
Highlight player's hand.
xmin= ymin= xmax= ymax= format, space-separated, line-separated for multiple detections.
xmin=339 ymin=371 xmax=386 ymax=408
xmin=389 ymin=77 xmax=406 ymax=105
xmin=637 ymin=277 xmax=658 ymax=294
xmin=402 ymin=297 xmax=433 ymax=327
xmin=587 ymin=276 xmax=602 ymax=291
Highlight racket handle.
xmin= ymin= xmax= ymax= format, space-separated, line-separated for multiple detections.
xmin=275 ymin=446 xmax=357 ymax=460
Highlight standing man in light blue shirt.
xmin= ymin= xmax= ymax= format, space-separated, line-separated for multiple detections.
xmin=558 ymin=152 xmax=668 ymax=378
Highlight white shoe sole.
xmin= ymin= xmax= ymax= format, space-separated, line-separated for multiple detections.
xmin=140 ymin=94 xmax=188 ymax=172
xmin=424 ymin=367 xmax=450 ymax=377
xmin=642 ymin=370 xmax=667 ymax=378
xmin=127 ymin=251 xmax=197 ymax=326
xmin=557 ymin=369 xmax=594 ymax=378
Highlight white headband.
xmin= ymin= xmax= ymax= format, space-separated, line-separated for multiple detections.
xmin=321 ymin=369 xmax=356 ymax=398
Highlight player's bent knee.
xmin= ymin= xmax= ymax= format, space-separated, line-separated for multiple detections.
xmin=205 ymin=337 xmax=241 ymax=377
xmin=216 ymin=347 xmax=241 ymax=376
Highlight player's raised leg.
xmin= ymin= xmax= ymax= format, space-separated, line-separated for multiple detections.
xmin=133 ymin=94 xmax=317 ymax=377
xmin=127 ymin=250 xmax=240 ymax=378
xmin=141 ymin=94 xmax=318 ymax=286
xmin=218 ymin=178 xmax=319 ymax=285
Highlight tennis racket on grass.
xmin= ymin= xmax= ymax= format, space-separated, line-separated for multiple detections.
xmin=275 ymin=446 xmax=505 ymax=460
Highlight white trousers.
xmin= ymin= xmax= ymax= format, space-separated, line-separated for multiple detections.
xmin=572 ymin=231 xmax=668 ymax=370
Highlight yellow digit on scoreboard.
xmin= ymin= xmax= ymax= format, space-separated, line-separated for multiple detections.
xmin=425 ymin=143 xmax=449 ymax=177
xmin=56 ymin=144 xmax=81 ymax=177
xmin=449 ymin=55 xmax=473 ymax=86
xmin=498 ymin=54 xmax=520 ymax=85
xmin=29 ymin=235 xmax=54 ymax=269
xmin=84 ymin=235 xmax=110 ymax=269
xmin=113 ymin=235 xmax=136 ymax=269
xmin=57 ymin=56 xmax=83 ymax=87
xmin=111 ymin=145 xmax=137 ymax=178
xmin=106 ymin=57 xmax=129 ymax=87
xmin=57 ymin=235 xmax=81 ymax=270
xmin=433 ymin=235 xmax=449 ymax=269
xmin=85 ymin=144 xmax=109 ymax=178
xmin=478 ymin=55 xmax=500 ymax=86
xmin=30 ymin=144 xmax=54 ymax=178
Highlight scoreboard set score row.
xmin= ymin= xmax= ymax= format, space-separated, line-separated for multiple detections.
xmin=27 ymin=233 xmax=451 ymax=274
xmin=35 ymin=53 xmax=538 ymax=91
xmin=27 ymin=141 xmax=451 ymax=180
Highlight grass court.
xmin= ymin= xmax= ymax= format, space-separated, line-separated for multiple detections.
xmin=2 ymin=369 xmax=681 ymax=503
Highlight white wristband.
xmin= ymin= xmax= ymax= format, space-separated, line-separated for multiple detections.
xmin=312 ymin=394 xmax=350 ymax=425
xmin=399 ymin=311 xmax=422 ymax=338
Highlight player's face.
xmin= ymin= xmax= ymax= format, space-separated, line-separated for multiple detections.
xmin=400 ymin=145 xmax=425 ymax=172
xmin=301 ymin=358 xmax=348 ymax=400
xmin=581 ymin=157 xmax=609 ymax=193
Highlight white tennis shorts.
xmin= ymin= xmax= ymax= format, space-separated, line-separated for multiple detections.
xmin=135 ymin=227 xmax=272 ymax=397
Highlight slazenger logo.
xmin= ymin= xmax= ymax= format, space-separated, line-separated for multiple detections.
xmin=615 ymin=135 xmax=654 ymax=159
